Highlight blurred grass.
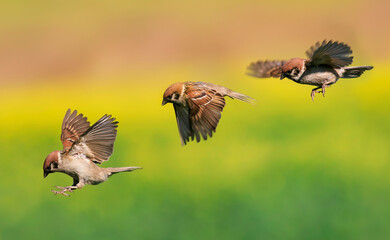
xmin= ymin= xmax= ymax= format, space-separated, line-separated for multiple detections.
xmin=0 ymin=63 xmax=389 ymax=239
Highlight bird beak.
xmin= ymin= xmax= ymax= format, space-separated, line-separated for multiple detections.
xmin=280 ymin=73 xmax=285 ymax=80
xmin=162 ymin=99 xmax=168 ymax=106
xmin=44 ymin=172 xmax=48 ymax=178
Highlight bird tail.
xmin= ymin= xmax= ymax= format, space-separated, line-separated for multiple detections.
xmin=227 ymin=90 xmax=256 ymax=105
xmin=341 ymin=66 xmax=373 ymax=78
xmin=105 ymin=166 xmax=142 ymax=175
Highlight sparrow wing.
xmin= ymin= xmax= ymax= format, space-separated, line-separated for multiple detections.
xmin=246 ymin=60 xmax=286 ymax=78
xmin=173 ymin=104 xmax=193 ymax=145
xmin=77 ymin=114 xmax=119 ymax=163
xmin=60 ymin=109 xmax=90 ymax=152
xmin=306 ymin=40 xmax=353 ymax=68
xmin=186 ymin=88 xmax=226 ymax=143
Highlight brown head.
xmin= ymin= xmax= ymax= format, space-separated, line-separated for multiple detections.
xmin=43 ymin=151 xmax=60 ymax=178
xmin=162 ymin=82 xmax=184 ymax=106
xmin=280 ymin=58 xmax=306 ymax=80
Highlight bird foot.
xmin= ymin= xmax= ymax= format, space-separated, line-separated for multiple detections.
xmin=51 ymin=186 xmax=76 ymax=196
xmin=311 ymin=90 xmax=320 ymax=101
xmin=319 ymin=85 xmax=330 ymax=97
xmin=51 ymin=190 xmax=71 ymax=196
xmin=311 ymin=85 xmax=329 ymax=101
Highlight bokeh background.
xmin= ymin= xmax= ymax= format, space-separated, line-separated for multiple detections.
xmin=1 ymin=0 xmax=389 ymax=239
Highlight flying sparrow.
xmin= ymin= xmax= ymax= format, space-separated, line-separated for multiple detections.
xmin=247 ymin=40 xmax=373 ymax=100
xmin=162 ymin=81 xmax=254 ymax=145
xmin=43 ymin=109 xmax=141 ymax=196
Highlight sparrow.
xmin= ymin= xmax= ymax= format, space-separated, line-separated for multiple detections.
xmin=43 ymin=109 xmax=141 ymax=196
xmin=247 ymin=40 xmax=373 ymax=100
xmin=162 ymin=81 xmax=254 ymax=145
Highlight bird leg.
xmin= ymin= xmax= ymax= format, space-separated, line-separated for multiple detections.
xmin=51 ymin=186 xmax=77 ymax=196
xmin=311 ymin=87 xmax=322 ymax=101
xmin=321 ymin=84 xmax=326 ymax=97
xmin=311 ymin=84 xmax=329 ymax=100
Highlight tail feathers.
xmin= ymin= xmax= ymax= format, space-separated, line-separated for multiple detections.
xmin=227 ymin=91 xmax=256 ymax=105
xmin=106 ymin=166 xmax=142 ymax=175
xmin=342 ymin=66 xmax=373 ymax=78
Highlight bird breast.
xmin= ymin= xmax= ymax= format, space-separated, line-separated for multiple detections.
xmin=61 ymin=154 xmax=107 ymax=184
xmin=298 ymin=66 xmax=340 ymax=86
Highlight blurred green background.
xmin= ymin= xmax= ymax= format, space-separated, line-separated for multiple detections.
xmin=0 ymin=0 xmax=389 ymax=239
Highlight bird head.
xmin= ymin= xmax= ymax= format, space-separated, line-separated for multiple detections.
xmin=43 ymin=151 xmax=60 ymax=178
xmin=162 ymin=82 xmax=184 ymax=106
xmin=280 ymin=58 xmax=306 ymax=81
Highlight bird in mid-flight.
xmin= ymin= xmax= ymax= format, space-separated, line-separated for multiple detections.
xmin=43 ymin=109 xmax=141 ymax=196
xmin=162 ymin=81 xmax=254 ymax=145
xmin=247 ymin=40 xmax=373 ymax=100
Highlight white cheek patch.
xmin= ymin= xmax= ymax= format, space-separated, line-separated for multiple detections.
xmin=296 ymin=65 xmax=306 ymax=79
xmin=57 ymin=151 xmax=63 ymax=164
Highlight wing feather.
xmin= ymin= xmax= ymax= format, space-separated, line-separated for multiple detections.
xmin=60 ymin=109 xmax=90 ymax=152
xmin=173 ymin=105 xmax=193 ymax=145
xmin=187 ymin=89 xmax=225 ymax=142
xmin=80 ymin=114 xmax=118 ymax=163
xmin=246 ymin=60 xmax=286 ymax=78
xmin=306 ymin=40 xmax=353 ymax=68
xmin=172 ymin=88 xmax=226 ymax=145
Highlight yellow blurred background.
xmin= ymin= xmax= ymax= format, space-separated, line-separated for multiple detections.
xmin=0 ymin=0 xmax=389 ymax=239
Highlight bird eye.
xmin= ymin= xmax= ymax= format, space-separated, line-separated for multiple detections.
xmin=52 ymin=162 xmax=58 ymax=168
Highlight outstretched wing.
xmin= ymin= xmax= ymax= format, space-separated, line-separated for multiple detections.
xmin=186 ymin=88 xmax=226 ymax=143
xmin=306 ymin=40 xmax=353 ymax=68
xmin=60 ymin=109 xmax=90 ymax=152
xmin=78 ymin=114 xmax=119 ymax=163
xmin=246 ymin=60 xmax=286 ymax=78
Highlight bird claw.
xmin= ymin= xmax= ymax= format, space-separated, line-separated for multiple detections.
xmin=51 ymin=186 xmax=75 ymax=196
xmin=321 ymin=84 xmax=328 ymax=97
xmin=55 ymin=186 xmax=73 ymax=191
xmin=311 ymin=85 xmax=328 ymax=101
xmin=51 ymin=190 xmax=71 ymax=196
xmin=311 ymin=90 xmax=319 ymax=101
